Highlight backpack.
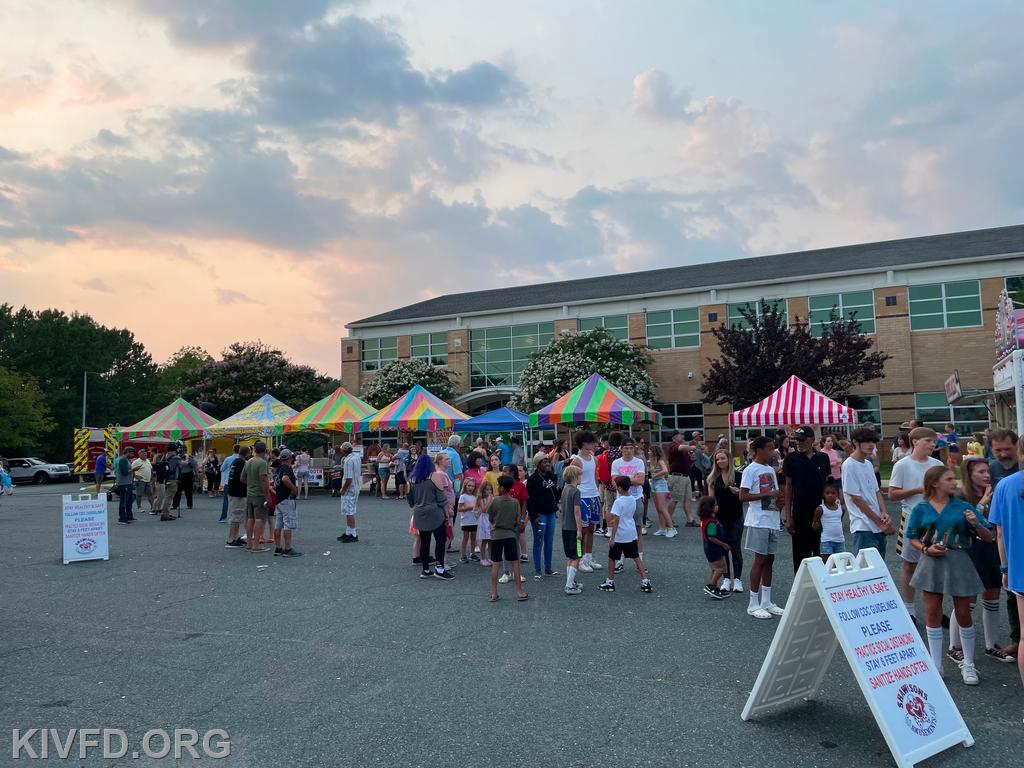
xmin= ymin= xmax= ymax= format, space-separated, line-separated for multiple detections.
xmin=596 ymin=451 xmax=612 ymax=485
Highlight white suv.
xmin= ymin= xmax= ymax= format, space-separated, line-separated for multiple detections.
xmin=7 ymin=458 xmax=72 ymax=484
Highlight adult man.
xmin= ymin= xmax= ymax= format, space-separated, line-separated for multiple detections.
xmin=510 ymin=436 xmax=525 ymax=468
xmin=273 ymin=449 xmax=302 ymax=557
xmin=224 ymin=445 xmax=249 ymax=548
xmin=888 ymin=427 xmax=943 ymax=622
xmin=495 ymin=437 xmax=512 ymax=466
xmin=114 ymin=446 xmax=135 ymax=524
xmin=241 ymin=441 xmax=271 ymax=553
xmin=218 ymin=445 xmax=240 ymax=523
xmin=988 ymin=433 xmax=1024 ymax=703
xmin=131 ymin=448 xmax=154 ymax=514
xmin=666 ymin=430 xmax=695 ymax=528
xmin=989 ymin=428 xmax=1021 ymax=660
xmin=338 ymin=442 xmax=362 ymax=542
xmin=570 ymin=431 xmax=603 ymax=573
xmin=842 ymin=427 xmax=894 ymax=556
xmin=445 ymin=435 xmax=465 ymax=494
xmin=740 ymin=436 xmax=785 ymax=619
xmin=783 ymin=426 xmax=832 ymax=571
xmin=93 ymin=451 xmax=107 ymax=494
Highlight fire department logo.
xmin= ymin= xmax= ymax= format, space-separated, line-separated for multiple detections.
xmin=75 ymin=537 xmax=97 ymax=555
xmin=896 ymin=683 xmax=937 ymax=737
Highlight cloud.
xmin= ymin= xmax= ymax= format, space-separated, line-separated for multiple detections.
xmin=632 ymin=69 xmax=693 ymax=120
xmin=77 ymin=277 xmax=113 ymax=292
xmin=215 ymin=287 xmax=256 ymax=304
xmin=0 ymin=64 xmax=54 ymax=114
xmin=94 ymin=129 xmax=131 ymax=148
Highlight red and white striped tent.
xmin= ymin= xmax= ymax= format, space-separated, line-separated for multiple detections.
xmin=729 ymin=375 xmax=857 ymax=427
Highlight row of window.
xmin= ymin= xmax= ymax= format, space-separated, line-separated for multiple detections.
xmin=361 ymin=278 xmax=1002 ymax=370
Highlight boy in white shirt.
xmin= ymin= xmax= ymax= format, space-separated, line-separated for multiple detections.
xmin=740 ymin=436 xmax=786 ymax=620
xmin=570 ymin=431 xmax=602 ymax=573
xmin=887 ymin=426 xmax=942 ymax=620
xmin=611 ymin=437 xmax=646 ymax=570
xmin=599 ymin=476 xmax=653 ymax=593
xmin=842 ymin=427 xmax=894 ymax=557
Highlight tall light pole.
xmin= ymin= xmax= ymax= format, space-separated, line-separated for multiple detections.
xmin=82 ymin=371 xmax=88 ymax=428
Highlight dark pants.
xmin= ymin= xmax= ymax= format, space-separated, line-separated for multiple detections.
xmin=725 ymin=518 xmax=744 ymax=579
xmin=117 ymin=483 xmax=134 ymax=521
xmin=418 ymin=524 xmax=446 ymax=572
xmin=219 ymin=488 xmax=228 ymax=522
xmin=791 ymin=503 xmax=821 ymax=573
xmin=173 ymin=474 xmax=194 ymax=509
xmin=206 ymin=473 xmax=220 ymax=493
xmin=1010 ymin=590 xmax=1021 ymax=644
xmin=531 ymin=513 xmax=556 ymax=574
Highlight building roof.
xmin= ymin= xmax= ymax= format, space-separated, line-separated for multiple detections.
xmin=348 ymin=223 xmax=1024 ymax=327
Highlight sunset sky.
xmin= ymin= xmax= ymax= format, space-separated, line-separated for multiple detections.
xmin=2 ymin=1 xmax=1022 ymax=374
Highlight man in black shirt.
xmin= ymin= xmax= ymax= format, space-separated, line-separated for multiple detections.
xmin=783 ymin=426 xmax=832 ymax=572
xmin=273 ymin=449 xmax=301 ymax=557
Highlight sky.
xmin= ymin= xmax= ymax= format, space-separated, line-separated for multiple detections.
xmin=1 ymin=1 xmax=1022 ymax=374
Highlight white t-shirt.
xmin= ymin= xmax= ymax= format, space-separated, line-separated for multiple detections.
xmin=842 ymin=456 xmax=881 ymax=533
xmin=342 ymin=453 xmax=362 ymax=497
xmin=820 ymin=501 xmax=844 ymax=542
xmin=888 ymin=456 xmax=943 ymax=524
xmin=458 ymin=493 xmax=478 ymax=525
xmin=611 ymin=456 xmax=645 ymax=498
xmin=572 ymin=453 xmax=599 ymax=499
xmin=610 ymin=495 xmax=638 ymax=543
xmin=740 ymin=461 xmax=780 ymax=530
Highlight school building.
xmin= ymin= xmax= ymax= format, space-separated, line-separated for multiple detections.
xmin=341 ymin=224 xmax=1024 ymax=447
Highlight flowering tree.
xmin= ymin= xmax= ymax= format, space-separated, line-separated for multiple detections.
xmin=360 ymin=359 xmax=458 ymax=408
xmin=509 ymin=328 xmax=656 ymax=412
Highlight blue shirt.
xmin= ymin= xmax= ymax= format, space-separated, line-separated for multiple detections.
xmin=445 ymin=447 xmax=463 ymax=480
xmin=95 ymin=454 xmax=107 ymax=474
xmin=906 ymin=497 xmax=991 ymax=550
xmin=220 ymin=454 xmax=237 ymax=486
xmin=989 ymin=470 xmax=1024 ymax=593
xmin=497 ymin=442 xmax=512 ymax=466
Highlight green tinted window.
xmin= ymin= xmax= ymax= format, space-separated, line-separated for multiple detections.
xmin=469 ymin=323 xmax=555 ymax=390
xmin=410 ymin=332 xmax=447 ymax=366
xmin=652 ymin=402 xmax=704 ymax=443
xmin=361 ymin=336 xmax=398 ymax=371
xmin=727 ymin=299 xmax=788 ymax=330
xmin=645 ymin=308 xmax=699 ymax=348
xmin=915 ymin=392 xmax=988 ymax=435
xmin=909 ymin=282 xmax=981 ymax=331
xmin=579 ymin=314 xmax=628 ymax=340
xmin=808 ymin=291 xmax=875 ymax=336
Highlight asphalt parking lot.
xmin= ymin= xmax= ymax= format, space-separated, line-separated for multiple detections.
xmin=2 ymin=485 xmax=1021 ymax=767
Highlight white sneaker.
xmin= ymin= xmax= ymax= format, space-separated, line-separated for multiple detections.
xmin=732 ymin=578 xmax=743 ymax=593
xmin=961 ymin=663 xmax=979 ymax=685
xmin=520 ymin=575 xmax=526 ymax=583
xmin=762 ymin=603 xmax=785 ymax=616
xmin=653 ymin=528 xmax=665 ymax=536
xmin=590 ymin=559 xmax=604 ymax=569
xmin=665 ymin=528 xmax=678 ymax=539
xmin=720 ymin=578 xmax=732 ymax=591
xmin=747 ymin=606 xmax=772 ymax=620
xmin=578 ymin=561 xmax=594 ymax=573
xmin=498 ymin=573 xmax=510 ymax=584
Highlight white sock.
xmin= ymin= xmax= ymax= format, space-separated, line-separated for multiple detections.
xmin=639 ymin=551 xmax=644 ymax=561
xmin=749 ymin=590 xmax=760 ymax=611
xmin=903 ymin=601 xmax=915 ymax=618
xmin=350 ymin=527 xmax=357 ymax=535
xmin=982 ymin=600 xmax=1000 ymax=650
xmin=566 ymin=566 xmax=577 ymax=588
xmin=949 ymin=615 xmax=961 ymax=650
xmin=926 ymin=626 xmax=945 ymax=671
xmin=760 ymin=586 xmax=773 ymax=608
xmin=960 ymin=624 xmax=976 ymax=668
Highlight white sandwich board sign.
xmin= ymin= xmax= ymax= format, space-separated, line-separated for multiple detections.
xmin=62 ymin=493 xmax=110 ymax=565
xmin=742 ymin=549 xmax=973 ymax=768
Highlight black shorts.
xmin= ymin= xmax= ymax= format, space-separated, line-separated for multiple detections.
xmin=395 ymin=471 xmax=406 ymax=485
xmin=490 ymin=538 xmax=519 ymax=563
xmin=609 ymin=540 xmax=639 ymax=560
xmin=562 ymin=529 xmax=581 ymax=559
xmin=461 ymin=524 xmax=478 ymax=532
xmin=642 ymin=480 xmax=651 ymax=499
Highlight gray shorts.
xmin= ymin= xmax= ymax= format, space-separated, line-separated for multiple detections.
xmin=274 ymin=499 xmax=298 ymax=530
xmin=228 ymin=495 xmax=246 ymax=524
xmin=246 ymin=495 xmax=267 ymax=520
xmin=133 ymin=480 xmax=151 ymax=497
xmin=743 ymin=525 xmax=779 ymax=556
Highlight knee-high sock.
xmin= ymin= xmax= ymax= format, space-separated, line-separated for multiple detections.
xmin=982 ymin=599 xmax=1000 ymax=650
xmin=566 ymin=566 xmax=577 ymax=589
xmin=960 ymin=624 xmax=977 ymax=668
xmin=926 ymin=626 xmax=945 ymax=671
xmin=949 ymin=614 xmax=961 ymax=650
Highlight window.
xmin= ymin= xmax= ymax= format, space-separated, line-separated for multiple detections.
xmin=653 ymin=402 xmax=704 ymax=443
xmin=843 ymin=395 xmax=881 ymax=434
xmin=908 ymin=281 xmax=982 ymax=331
xmin=361 ymin=337 xmax=397 ymax=371
xmin=469 ymin=323 xmax=554 ymax=390
xmin=885 ymin=295 xmax=897 ymax=307
xmin=579 ymin=314 xmax=628 ymax=341
xmin=410 ymin=332 xmax=448 ymax=366
xmin=808 ymin=291 xmax=875 ymax=336
xmin=1007 ymin=276 xmax=1024 ymax=305
xmin=645 ymin=308 xmax=699 ymax=349
xmin=728 ymin=299 xmax=788 ymax=330
xmin=915 ymin=392 xmax=989 ymax=435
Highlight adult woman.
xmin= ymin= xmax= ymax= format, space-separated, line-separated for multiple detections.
xmin=407 ymin=455 xmax=454 ymax=580
xmin=483 ymin=453 xmax=503 ymax=495
xmin=172 ymin=450 xmax=198 ymax=511
xmin=295 ymin=449 xmax=311 ymax=500
xmin=463 ymin=452 xmax=487 ymax=490
xmin=648 ymin=445 xmax=674 ymax=537
xmin=433 ymin=452 xmax=457 ymax=553
xmin=375 ymin=446 xmax=393 ymax=498
xmin=393 ymin=443 xmax=410 ymax=500
xmin=947 ymin=458 xmax=1015 ymax=663
xmin=526 ymin=457 xmax=559 ymax=579
xmin=203 ymin=449 xmax=220 ymax=497
xmin=711 ymin=449 xmax=743 ymax=592
xmin=907 ymin=465 xmax=995 ymax=685
xmin=892 ymin=433 xmax=911 ymax=463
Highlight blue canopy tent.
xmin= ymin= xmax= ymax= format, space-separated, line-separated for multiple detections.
xmin=454 ymin=407 xmax=552 ymax=466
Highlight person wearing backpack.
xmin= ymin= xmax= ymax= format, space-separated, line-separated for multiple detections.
xmin=224 ymin=446 xmax=249 ymax=548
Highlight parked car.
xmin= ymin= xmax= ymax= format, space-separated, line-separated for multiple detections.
xmin=7 ymin=457 xmax=73 ymax=484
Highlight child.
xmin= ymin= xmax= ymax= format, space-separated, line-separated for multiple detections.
xmin=740 ymin=436 xmax=785 ymax=619
xmin=560 ymin=464 xmax=584 ymax=595
xmin=944 ymin=423 xmax=960 ymax=469
xmin=458 ymin=477 xmax=480 ymax=563
xmin=698 ymin=496 xmax=730 ymax=599
xmin=500 ymin=464 xmax=529 ymax=581
xmin=599 ymin=476 xmax=653 ymax=593
xmin=477 ymin=480 xmax=494 ymax=567
xmin=813 ymin=482 xmax=846 ymax=561
xmin=488 ymin=475 xmax=529 ymax=602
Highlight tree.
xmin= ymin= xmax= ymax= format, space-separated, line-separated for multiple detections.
xmin=156 ymin=346 xmax=213 ymax=402
xmin=0 ymin=304 xmax=160 ymax=457
xmin=700 ymin=301 xmax=890 ymax=407
xmin=0 ymin=367 xmax=55 ymax=455
xmin=508 ymin=328 xmax=656 ymax=413
xmin=360 ymin=359 xmax=458 ymax=408
xmin=182 ymin=341 xmax=338 ymax=418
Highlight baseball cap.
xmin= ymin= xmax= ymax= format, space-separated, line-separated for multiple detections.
xmin=793 ymin=426 xmax=815 ymax=440
xmin=279 ymin=448 xmax=293 ymax=460
xmin=340 ymin=441 xmax=353 ymax=451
